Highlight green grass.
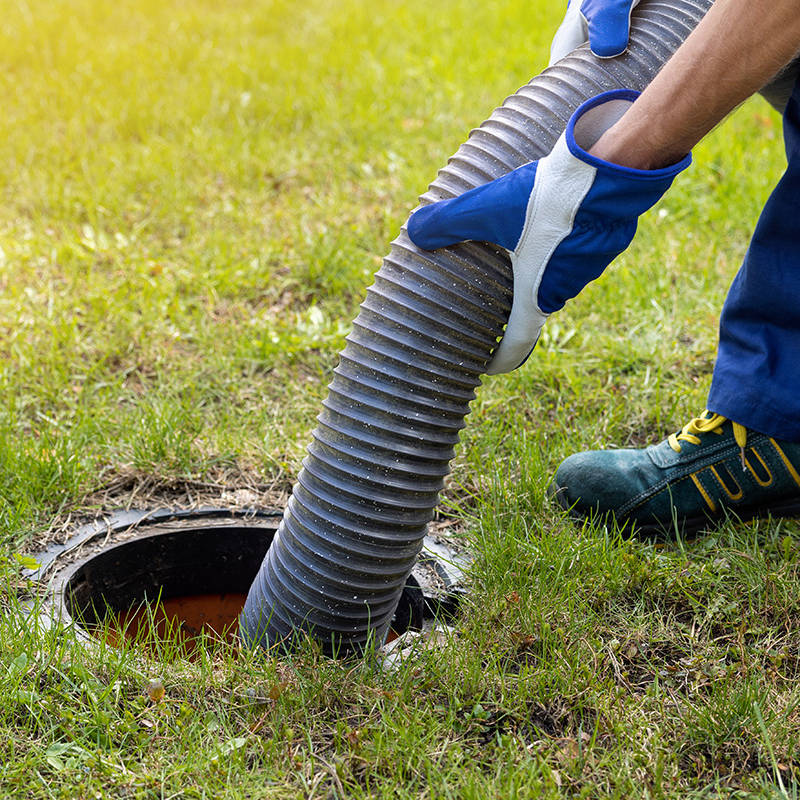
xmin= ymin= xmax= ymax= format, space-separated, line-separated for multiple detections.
xmin=1 ymin=0 xmax=799 ymax=796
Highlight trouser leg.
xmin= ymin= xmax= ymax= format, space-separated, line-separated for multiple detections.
xmin=707 ymin=76 xmax=800 ymax=442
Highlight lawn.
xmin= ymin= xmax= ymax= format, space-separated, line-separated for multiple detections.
xmin=1 ymin=0 xmax=798 ymax=797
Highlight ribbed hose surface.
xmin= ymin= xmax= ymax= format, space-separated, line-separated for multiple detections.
xmin=241 ymin=0 xmax=713 ymax=653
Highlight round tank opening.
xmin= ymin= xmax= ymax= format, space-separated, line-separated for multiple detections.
xmin=60 ymin=519 xmax=424 ymax=656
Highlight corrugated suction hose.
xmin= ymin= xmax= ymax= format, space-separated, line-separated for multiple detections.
xmin=241 ymin=0 xmax=713 ymax=653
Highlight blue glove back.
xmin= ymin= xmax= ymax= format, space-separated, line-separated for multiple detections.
xmin=549 ymin=0 xmax=640 ymax=64
xmin=582 ymin=0 xmax=638 ymax=58
xmin=407 ymin=89 xmax=691 ymax=374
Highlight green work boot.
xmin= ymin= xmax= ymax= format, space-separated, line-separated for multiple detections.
xmin=552 ymin=411 xmax=800 ymax=536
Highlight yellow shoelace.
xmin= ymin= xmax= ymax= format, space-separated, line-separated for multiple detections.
xmin=668 ymin=410 xmax=748 ymax=467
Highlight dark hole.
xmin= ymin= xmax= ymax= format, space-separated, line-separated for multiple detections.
xmin=63 ymin=522 xmax=423 ymax=655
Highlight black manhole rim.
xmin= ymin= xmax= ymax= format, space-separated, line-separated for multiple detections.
xmin=28 ymin=507 xmax=435 ymax=648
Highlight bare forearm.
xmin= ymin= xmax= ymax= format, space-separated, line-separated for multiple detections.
xmin=591 ymin=0 xmax=800 ymax=169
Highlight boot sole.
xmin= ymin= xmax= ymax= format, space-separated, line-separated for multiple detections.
xmin=551 ymin=483 xmax=800 ymax=540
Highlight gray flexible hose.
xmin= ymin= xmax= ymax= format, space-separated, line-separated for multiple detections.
xmin=240 ymin=0 xmax=713 ymax=653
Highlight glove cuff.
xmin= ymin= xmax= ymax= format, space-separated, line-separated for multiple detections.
xmin=566 ymin=89 xmax=692 ymax=179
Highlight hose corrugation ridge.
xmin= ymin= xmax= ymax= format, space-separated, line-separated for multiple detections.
xmin=370 ymin=273 xmax=505 ymax=339
xmin=260 ymin=549 xmax=395 ymax=632
xmin=289 ymin=485 xmax=429 ymax=540
xmin=312 ymin=429 xmax=453 ymax=477
xmin=241 ymin=0 xmax=713 ymax=653
xmin=338 ymin=356 xmax=476 ymax=413
xmin=273 ymin=525 xmax=414 ymax=595
xmin=505 ymin=89 xmax=575 ymax=120
xmin=266 ymin=531 xmax=404 ymax=613
xmin=374 ymin=258 xmax=509 ymax=316
xmin=344 ymin=325 xmax=486 ymax=377
xmin=299 ymin=458 xmax=441 ymax=512
xmin=388 ymin=239 xmax=513 ymax=306
xmin=358 ymin=299 xmax=493 ymax=359
xmin=389 ymin=236 xmax=511 ymax=291
xmin=276 ymin=533 xmax=415 ymax=593
xmin=305 ymin=442 xmax=446 ymax=497
xmin=455 ymin=141 xmax=518 ymax=176
xmin=292 ymin=469 xmax=436 ymax=523
xmin=332 ymin=359 xmax=479 ymax=416
xmin=334 ymin=350 xmax=477 ymax=398
xmin=284 ymin=503 xmax=425 ymax=555
xmin=372 ymin=270 xmax=508 ymax=330
xmin=315 ymin=409 xmax=458 ymax=461
xmin=272 ymin=521 xmax=411 ymax=594
xmin=322 ymin=387 xmax=466 ymax=437
xmin=465 ymin=130 xmax=531 ymax=170
xmin=321 ymin=393 xmax=465 ymax=444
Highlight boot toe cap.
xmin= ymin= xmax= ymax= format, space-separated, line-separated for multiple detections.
xmin=552 ymin=448 xmax=652 ymax=521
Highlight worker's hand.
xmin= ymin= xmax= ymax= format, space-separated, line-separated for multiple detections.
xmin=549 ymin=0 xmax=640 ymax=65
xmin=407 ymin=90 xmax=690 ymax=374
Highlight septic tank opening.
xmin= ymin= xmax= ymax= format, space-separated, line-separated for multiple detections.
xmin=27 ymin=508 xmax=466 ymax=656
xmin=48 ymin=511 xmax=426 ymax=655
xmin=64 ymin=522 xmax=276 ymax=656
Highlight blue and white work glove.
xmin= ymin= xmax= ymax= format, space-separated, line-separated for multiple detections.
xmin=407 ymin=90 xmax=691 ymax=374
xmin=549 ymin=0 xmax=640 ymax=65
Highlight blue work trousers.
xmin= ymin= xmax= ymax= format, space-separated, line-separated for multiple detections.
xmin=708 ymin=75 xmax=800 ymax=442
